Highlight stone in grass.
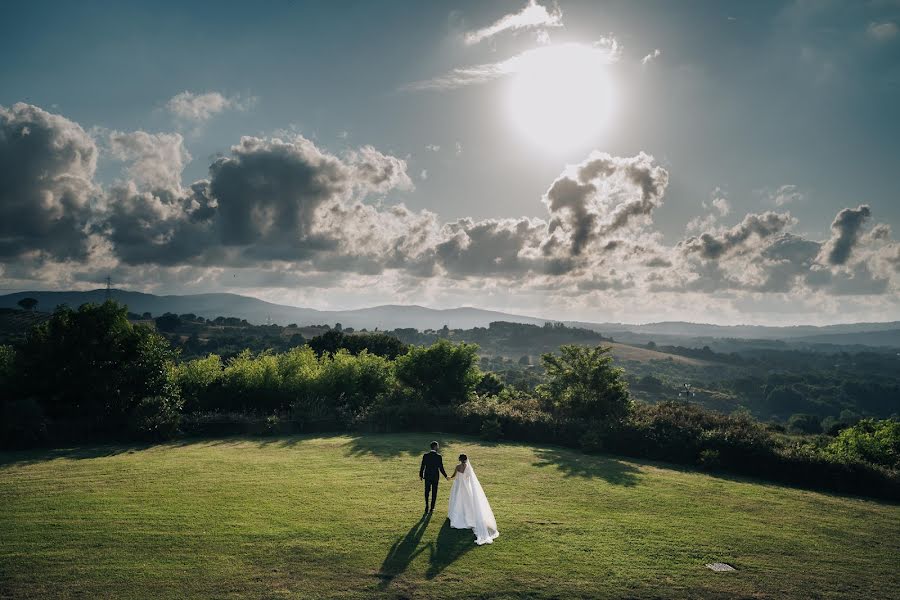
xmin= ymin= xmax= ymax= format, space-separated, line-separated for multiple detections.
xmin=706 ymin=562 xmax=737 ymax=572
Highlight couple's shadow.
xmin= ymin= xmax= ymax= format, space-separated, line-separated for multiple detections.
xmin=378 ymin=514 xmax=475 ymax=586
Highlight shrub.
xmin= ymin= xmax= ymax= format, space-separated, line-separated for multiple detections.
xmin=172 ymin=354 xmax=224 ymax=412
xmin=480 ymin=417 xmax=503 ymax=441
xmin=826 ymin=418 xmax=900 ymax=469
xmin=128 ymin=396 xmax=183 ymax=441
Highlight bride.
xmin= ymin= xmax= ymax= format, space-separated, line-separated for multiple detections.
xmin=447 ymin=454 xmax=499 ymax=545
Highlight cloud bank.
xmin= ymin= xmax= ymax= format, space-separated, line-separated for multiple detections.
xmin=1 ymin=103 xmax=898 ymax=324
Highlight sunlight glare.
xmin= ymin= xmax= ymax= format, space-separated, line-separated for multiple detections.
xmin=506 ymin=44 xmax=615 ymax=154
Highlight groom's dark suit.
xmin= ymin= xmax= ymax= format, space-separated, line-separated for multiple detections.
xmin=419 ymin=450 xmax=448 ymax=511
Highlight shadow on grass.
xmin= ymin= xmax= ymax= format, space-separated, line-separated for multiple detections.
xmin=532 ymin=447 xmax=641 ymax=486
xmin=345 ymin=433 xmax=464 ymax=460
xmin=377 ymin=513 xmax=433 ymax=588
xmin=0 ymin=443 xmax=157 ymax=468
xmin=426 ymin=519 xmax=476 ymax=579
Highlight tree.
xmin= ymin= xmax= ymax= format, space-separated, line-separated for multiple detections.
xmin=476 ymin=372 xmax=504 ymax=396
xmin=787 ymin=413 xmax=823 ymax=434
xmin=518 ymin=354 xmax=531 ymax=366
xmin=154 ymin=313 xmax=182 ymax=332
xmin=13 ymin=301 xmax=181 ymax=433
xmin=17 ymin=297 xmax=38 ymax=311
xmin=394 ymin=339 xmax=481 ymax=405
xmin=538 ymin=345 xmax=631 ymax=421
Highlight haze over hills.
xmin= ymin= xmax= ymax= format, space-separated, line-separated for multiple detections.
xmin=2 ymin=289 xmax=899 ymax=345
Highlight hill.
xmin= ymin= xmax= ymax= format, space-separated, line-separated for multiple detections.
xmin=1 ymin=433 xmax=897 ymax=599
xmin=0 ymin=289 xmax=548 ymax=330
xmin=2 ymin=289 xmax=899 ymax=347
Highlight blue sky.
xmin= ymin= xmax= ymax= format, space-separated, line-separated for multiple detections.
xmin=1 ymin=0 xmax=899 ymax=324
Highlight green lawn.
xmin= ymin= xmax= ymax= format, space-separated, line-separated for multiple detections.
xmin=1 ymin=433 xmax=897 ymax=599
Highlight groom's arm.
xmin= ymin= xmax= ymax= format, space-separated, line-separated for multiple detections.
xmin=438 ymin=456 xmax=448 ymax=478
xmin=419 ymin=454 xmax=426 ymax=480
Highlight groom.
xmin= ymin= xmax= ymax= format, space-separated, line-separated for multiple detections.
xmin=419 ymin=441 xmax=448 ymax=514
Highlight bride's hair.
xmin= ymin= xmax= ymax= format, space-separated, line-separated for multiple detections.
xmin=459 ymin=454 xmax=467 ymax=462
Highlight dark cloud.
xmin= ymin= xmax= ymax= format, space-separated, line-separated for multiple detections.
xmin=543 ymin=152 xmax=668 ymax=256
xmin=820 ymin=204 xmax=871 ymax=265
xmin=681 ymin=211 xmax=795 ymax=259
xmin=0 ymin=103 xmax=97 ymax=259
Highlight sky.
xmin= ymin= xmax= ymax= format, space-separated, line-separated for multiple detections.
xmin=1 ymin=0 xmax=899 ymax=325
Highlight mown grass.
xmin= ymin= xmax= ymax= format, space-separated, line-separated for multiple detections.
xmin=1 ymin=433 xmax=897 ymax=599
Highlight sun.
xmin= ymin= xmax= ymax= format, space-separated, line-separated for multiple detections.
xmin=506 ymin=43 xmax=615 ymax=154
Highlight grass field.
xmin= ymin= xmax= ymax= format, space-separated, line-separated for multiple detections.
xmin=1 ymin=433 xmax=897 ymax=599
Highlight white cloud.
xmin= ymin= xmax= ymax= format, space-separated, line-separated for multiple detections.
xmin=107 ymin=130 xmax=191 ymax=192
xmin=166 ymin=91 xmax=256 ymax=122
xmin=641 ymin=48 xmax=662 ymax=65
xmin=403 ymin=40 xmax=620 ymax=91
xmin=867 ymin=21 xmax=898 ymax=42
xmin=425 ymin=144 xmax=440 ymax=152
xmin=464 ymin=0 xmax=562 ymax=46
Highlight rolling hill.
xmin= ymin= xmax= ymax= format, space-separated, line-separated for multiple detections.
xmin=2 ymin=289 xmax=899 ymax=347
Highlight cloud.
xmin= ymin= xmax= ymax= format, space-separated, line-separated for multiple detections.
xmin=425 ymin=144 xmax=440 ymax=152
xmin=543 ymin=151 xmax=669 ymax=255
xmin=403 ymin=40 xmax=620 ymax=91
xmin=867 ymin=21 xmax=898 ymax=42
xmin=464 ymin=0 xmax=562 ymax=46
xmin=0 ymin=103 xmax=98 ymax=259
xmin=166 ymin=91 xmax=255 ymax=122
xmin=2 ymin=103 xmax=897 ymax=323
xmin=681 ymin=211 xmax=796 ymax=260
xmin=641 ymin=48 xmax=661 ymax=65
xmin=819 ymin=204 xmax=871 ymax=265
xmin=107 ymin=130 xmax=191 ymax=191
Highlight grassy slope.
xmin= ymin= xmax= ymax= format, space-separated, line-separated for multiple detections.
xmin=1 ymin=433 xmax=897 ymax=600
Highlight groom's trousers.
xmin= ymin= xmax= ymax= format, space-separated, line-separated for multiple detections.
xmin=424 ymin=477 xmax=439 ymax=510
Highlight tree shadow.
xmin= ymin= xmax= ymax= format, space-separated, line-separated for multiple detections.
xmin=0 ymin=442 xmax=158 ymax=468
xmin=531 ymin=447 xmax=641 ymax=486
xmin=425 ymin=519 xmax=476 ymax=580
xmin=377 ymin=513 xmax=433 ymax=588
xmin=345 ymin=433 xmax=461 ymax=460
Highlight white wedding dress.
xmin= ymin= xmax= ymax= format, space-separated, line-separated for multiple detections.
xmin=447 ymin=462 xmax=499 ymax=545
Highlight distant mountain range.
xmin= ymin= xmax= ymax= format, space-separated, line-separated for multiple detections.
xmin=2 ymin=289 xmax=899 ymax=346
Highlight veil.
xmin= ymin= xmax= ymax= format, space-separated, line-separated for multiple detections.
xmin=448 ymin=461 xmax=500 ymax=545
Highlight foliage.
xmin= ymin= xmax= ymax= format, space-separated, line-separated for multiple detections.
xmin=538 ymin=345 xmax=631 ymax=421
xmin=12 ymin=301 xmax=180 ymax=437
xmin=172 ymin=354 xmax=224 ymax=412
xmin=309 ymin=329 xmax=408 ymax=359
xmin=826 ymin=418 xmax=900 ymax=469
xmin=0 ymin=398 xmax=47 ymax=448
xmin=787 ymin=413 xmax=823 ymax=434
xmin=394 ymin=339 xmax=481 ymax=405
xmin=475 ymin=371 xmax=504 ymax=396
xmin=16 ymin=297 xmax=38 ymax=311
xmin=128 ymin=395 xmax=182 ymax=441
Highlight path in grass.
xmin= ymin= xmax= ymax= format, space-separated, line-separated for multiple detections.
xmin=1 ymin=433 xmax=898 ymax=599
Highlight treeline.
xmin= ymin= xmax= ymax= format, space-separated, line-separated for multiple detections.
xmin=0 ymin=302 xmax=898 ymax=500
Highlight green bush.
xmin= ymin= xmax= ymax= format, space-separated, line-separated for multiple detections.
xmin=128 ymin=396 xmax=183 ymax=441
xmin=826 ymin=419 xmax=900 ymax=469
xmin=172 ymin=354 xmax=224 ymax=412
